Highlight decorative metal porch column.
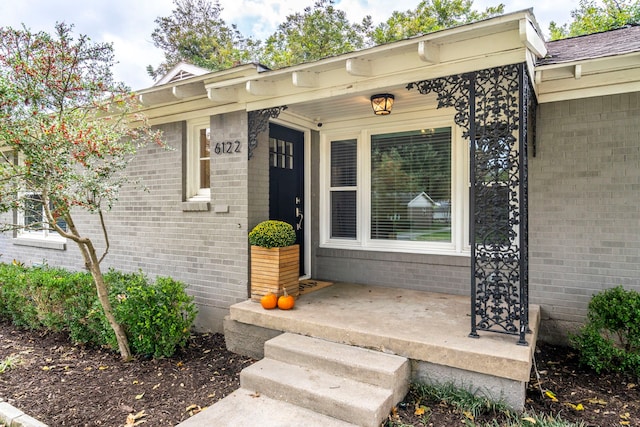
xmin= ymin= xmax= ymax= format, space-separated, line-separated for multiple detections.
xmin=407 ymin=63 xmax=536 ymax=345
xmin=247 ymin=106 xmax=287 ymax=160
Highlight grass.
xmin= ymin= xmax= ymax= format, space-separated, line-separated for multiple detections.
xmin=386 ymin=382 xmax=586 ymax=427
xmin=0 ymin=355 xmax=19 ymax=374
xmin=483 ymin=411 xmax=587 ymax=427
xmin=412 ymin=382 xmax=511 ymax=419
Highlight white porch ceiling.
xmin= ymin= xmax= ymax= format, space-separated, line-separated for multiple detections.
xmin=137 ymin=11 xmax=549 ymax=125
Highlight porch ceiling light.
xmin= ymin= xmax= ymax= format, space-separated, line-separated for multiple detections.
xmin=370 ymin=93 xmax=394 ymax=115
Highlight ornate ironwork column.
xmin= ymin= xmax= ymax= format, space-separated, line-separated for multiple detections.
xmin=247 ymin=106 xmax=287 ymax=160
xmin=407 ymin=63 xmax=536 ymax=345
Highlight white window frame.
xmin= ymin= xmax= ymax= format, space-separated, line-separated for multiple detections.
xmin=7 ymin=150 xmax=66 ymax=247
xmin=15 ymin=192 xmax=67 ymax=245
xmin=320 ymin=115 xmax=469 ymax=256
xmin=186 ymin=117 xmax=211 ymax=201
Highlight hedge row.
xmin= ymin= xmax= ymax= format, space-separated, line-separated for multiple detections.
xmin=0 ymin=263 xmax=197 ymax=358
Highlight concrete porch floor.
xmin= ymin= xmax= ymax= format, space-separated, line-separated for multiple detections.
xmin=226 ymin=282 xmax=540 ymax=409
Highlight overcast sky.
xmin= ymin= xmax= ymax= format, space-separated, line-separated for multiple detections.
xmin=1 ymin=0 xmax=584 ymax=90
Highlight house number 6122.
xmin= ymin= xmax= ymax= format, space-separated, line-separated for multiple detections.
xmin=214 ymin=141 xmax=241 ymax=154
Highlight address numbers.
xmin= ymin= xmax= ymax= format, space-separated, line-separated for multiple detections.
xmin=214 ymin=141 xmax=241 ymax=154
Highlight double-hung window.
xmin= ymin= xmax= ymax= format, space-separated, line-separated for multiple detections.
xmin=186 ymin=118 xmax=211 ymax=201
xmin=329 ymin=139 xmax=358 ymax=239
xmin=19 ymin=193 xmax=67 ymax=239
xmin=321 ymin=119 xmax=468 ymax=255
xmin=4 ymin=149 xmax=67 ymax=246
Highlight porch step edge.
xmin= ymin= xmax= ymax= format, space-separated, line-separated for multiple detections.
xmin=266 ymin=332 xmax=410 ymax=396
xmin=175 ymin=388 xmax=357 ymax=427
xmin=241 ymin=358 xmax=394 ymax=427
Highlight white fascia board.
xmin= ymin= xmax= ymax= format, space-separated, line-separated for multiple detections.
xmin=537 ymin=67 xmax=640 ymax=103
xmin=145 ymin=102 xmax=248 ymax=126
xmin=519 ymin=17 xmax=547 ymax=59
xmin=538 ymin=81 xmax=640 ymax=103
xmin=534 ymin=52 xmax=640 ymax=102
xmin=143 ymin=12 xmax=534 ymax=112
xmin=205 ymin=11 xmax=530 ymax=92
xmin=535 ymin=51 xmax=640 ymax=73
xmin=244 ymin=50 xmax=526 ymax=112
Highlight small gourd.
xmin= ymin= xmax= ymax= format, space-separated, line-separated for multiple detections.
xmin=260 ymin=292 xmax=278 ymax=310
xmin=277 ymin=289 xmax=295 ymax=310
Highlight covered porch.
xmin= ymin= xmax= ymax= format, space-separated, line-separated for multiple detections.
xmin=224 ymin=282 xmax=540 ymax=410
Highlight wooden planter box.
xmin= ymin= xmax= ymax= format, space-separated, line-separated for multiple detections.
xmin=250 ymin=244 xmax=300 ymax=301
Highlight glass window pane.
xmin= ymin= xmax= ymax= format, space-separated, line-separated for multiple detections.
xmin=199 ymin=127 xmax=211 ymax=190
xmin=24 ymin=194 xmax=43 ymax=229
xmin=370 ymin=127 xmax=451 ymax=242
xmin=331 ymin=191 xmax=356 ymax=239
xmin=269 ymin=137 xmax=277 ymax=167
xmin=55 ymin=216 xmax=67 ymax=232
xmin=277 ymin=139 xmax=284 ymax=168
xmin=199 ymin=129 xmax=210 ymax=158
xmin=331 ymin=139 xmax=357 ymax=187
xmin=287 ymin=142 xmax=294 ymax=170
xmin=200 ymin=159 xmax=210 ymax=189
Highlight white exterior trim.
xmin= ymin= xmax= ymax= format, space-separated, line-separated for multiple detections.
xmin=186 ymin=117 xmax=211 ymax=201
xmin=319 ymin=110 xmax=470 ymax=256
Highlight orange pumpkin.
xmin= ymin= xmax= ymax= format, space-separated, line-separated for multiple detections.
xmin=260 ymin=293 xmax=278 ymax=310
xmin=277 ymin=290 xmax=295 ymax=310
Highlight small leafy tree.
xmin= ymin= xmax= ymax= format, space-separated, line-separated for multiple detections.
xmin=549 ymin=0 xmax=640 ymax=40
xmin=260 ymin=0 xmax=373 ymax=69
xmin=147 ymin=0 xmax=258 ymax=79
xmin=0 ymin=23 xmax=163 ymax=360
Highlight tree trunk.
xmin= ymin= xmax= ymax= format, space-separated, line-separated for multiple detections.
xmin=77 ymin=240 xmax=132 ymax=361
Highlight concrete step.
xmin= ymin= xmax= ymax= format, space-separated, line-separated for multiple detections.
xmin=177 ymin=333 xmax=411 ymax=427
xmin=265 ymin=333 xmax=410 ymax=401
xmin=241 ymin=358 xmax=394 ymax=427
xmin=176 ymin=388 xmax=356 ymax=427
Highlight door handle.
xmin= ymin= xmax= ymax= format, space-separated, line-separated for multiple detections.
xmin=296 ymin=207 xmax=304 ymax=231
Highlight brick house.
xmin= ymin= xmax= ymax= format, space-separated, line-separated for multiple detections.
xmin=2 ymin=9 xmax=639 ymax=347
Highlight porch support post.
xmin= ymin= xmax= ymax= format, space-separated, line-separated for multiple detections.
xmin=468 ymin=72 xmax=479 ymax=339
xmin=407 ymin=63 xmax=535 ymax=344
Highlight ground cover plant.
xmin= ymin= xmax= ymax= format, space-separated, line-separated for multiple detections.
xmin=1 ymin=321 xmax=638 ymax=426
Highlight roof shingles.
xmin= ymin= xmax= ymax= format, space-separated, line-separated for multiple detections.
xmin=537 ymin=25 xmax=640 ymax=65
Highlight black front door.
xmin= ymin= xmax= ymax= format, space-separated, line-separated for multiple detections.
xmin=269 ymin=124 xmax=305 ymax=275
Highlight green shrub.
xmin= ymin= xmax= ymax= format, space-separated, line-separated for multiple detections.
xmin=248 ymin=220 xmax=296 ymax=248
xmin=111 ymin=272 xmax=197 ymax=358
xmin=65 ymin=273 xmax=113 ymax=348
xmin=0 ymin=263 xmax=39 ymax=329
xmin=28 ymin=267 xmax=93 ymax=332
xmin=0 ymin=264 xmax=197 ymax=358
xmin=570 ymin=286 xmax=640 ymax=378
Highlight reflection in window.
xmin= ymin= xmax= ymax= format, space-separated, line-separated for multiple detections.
xmin=370 ymin=128 xmax=451 ymax=242
xmin=199 ymin=128 xmax=211 ymax=190
xmin=22 ymin=193 xmax=67 ymax=236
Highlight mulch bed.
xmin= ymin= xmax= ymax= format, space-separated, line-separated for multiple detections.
xmin=1 ymin=320 xmax=638 ymax=426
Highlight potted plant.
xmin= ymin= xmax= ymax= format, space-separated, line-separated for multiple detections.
xmin=248 ymin=220 xmax=299 ymax=301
